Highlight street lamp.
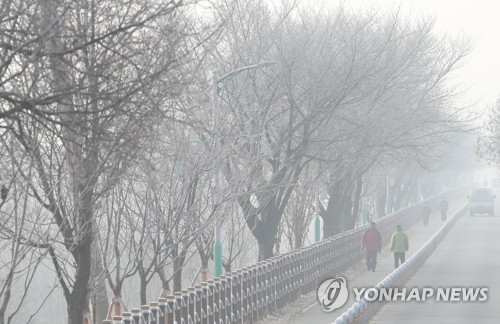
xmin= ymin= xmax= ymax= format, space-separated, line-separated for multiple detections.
xmin=212 ymin=61 xmax=276 ymax=277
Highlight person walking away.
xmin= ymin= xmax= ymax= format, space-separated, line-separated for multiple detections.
xmin=361 ymin=221 xmax=382 ymax=272
xmin=390 ymin=225 xmax=409 ymax=269
xmin=439 ymin=197 xmax=449 ymax=221
xmin=421 ymin=202 xmax=431 ymax=227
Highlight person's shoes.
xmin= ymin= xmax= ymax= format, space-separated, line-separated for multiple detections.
xmin=372 ymin=269 xmax=375 ymax=272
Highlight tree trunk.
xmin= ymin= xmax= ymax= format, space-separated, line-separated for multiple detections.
xmin=351 ymin=176 xmax=362 ymax=220
xmin=91 ymin=227 xmax=109 ymax=323
xmin=140 ymin=273 xmax=147 ymax=306
xmin=255 ymin=202 xmax=283 ymax=261
xmin=257 ymin=236 xmax=275 ymax=261
xmin=322 ymin=176 xmax=348 ymax=238
xmin=173 ymin=249 xmax=187 ymax=292
xmin=67 ymin=239 xmax=92 ymax=324
xmin=293 ymin=231 xmax=303 ymax=249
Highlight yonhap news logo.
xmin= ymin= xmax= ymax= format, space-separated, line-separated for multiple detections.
xmin=318 ymin=277 xmax=489 ymax=312
xmin=317 ymin=277 xmax=349 ymax=312
xmin=354 ymin=287 xmax=489 ymax=302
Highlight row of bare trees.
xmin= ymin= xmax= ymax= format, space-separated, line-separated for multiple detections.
xmin=0 ymin=0 xmax=474 ymax=323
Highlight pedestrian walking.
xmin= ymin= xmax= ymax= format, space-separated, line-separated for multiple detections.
xmin=421 ymin=202 xmax=431 ymax=227
xmin=361 ymin=221 xmax=382 ymax=272
xmin=390 ymin=225 xmax=409 ymax=269
xmin=439 ymin=197 xmax=448 ymax=221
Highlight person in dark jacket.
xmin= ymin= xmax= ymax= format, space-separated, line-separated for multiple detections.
xmin=361 ymin=221 xmax=382 ymax=272
xmin=421 ymin=202 xmax=432 ymax=227
xmin=439 ymin=197 xmax=448 ymax=221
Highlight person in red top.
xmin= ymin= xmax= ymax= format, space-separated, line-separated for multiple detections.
xmin=361 ymin=221 xmax=382 ymax=271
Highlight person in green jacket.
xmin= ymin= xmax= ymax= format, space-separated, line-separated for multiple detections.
xmin=390 ymin=225 xmax=409 ymax=269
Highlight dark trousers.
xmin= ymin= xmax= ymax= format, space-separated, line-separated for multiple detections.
xmin=394 ymin=252 xmax=405 ymax=268
xmin=366 ymin=251 xmax=378 ymax=270
xmin=423 ymin=215 xmax=429 ymax=227
xmin=441 ymin=210 xmax=447 ymax=221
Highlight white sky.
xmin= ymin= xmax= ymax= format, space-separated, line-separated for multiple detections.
xmin=341 ymin=0 xmax=500 ymax=115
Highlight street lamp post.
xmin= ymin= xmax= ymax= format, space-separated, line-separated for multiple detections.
xmin=212 ymin=61 xmax=275 ymax=277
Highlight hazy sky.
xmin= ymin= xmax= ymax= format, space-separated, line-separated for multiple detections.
xmin=342 ymin=0 xmax=500 ymax=114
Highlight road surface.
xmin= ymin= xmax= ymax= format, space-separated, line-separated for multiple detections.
xmin=372 ymin=214 xmax=500 ymax=323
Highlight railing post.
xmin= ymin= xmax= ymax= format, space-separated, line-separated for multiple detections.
xmin=131 ymin=308 xmax=141 ymax=324
xmin=206 ymin=280 xmax=215 ymax=324
xmin=235 ymin=270 xmax=243 ymax=322
xmin=249 ymin=266 xmax=258 ymax=321
xmin=188 ymin=287 xmax=196 ymax=323
xmin=241 ymin=267 xmax=249 ymax=322
xmin=158 ymin=298 xmax=167 ymax=324
xmin=149 ymin=302 xmax=160 ymax=324
xmin=141 ymin=305 xmax=151 ymax=323
xmin=181 ymin=289 xmax=190 ymax=322
xmin=212 ymin=278 xmax=221 ymax=323
xmin=194 ymin=285 xmax=203 ymax=324
xmin=256 ymin=262 xmax=264 ymax=320
xmin=218 ymin=275 xmax=227 ymax=323
xmin=224 ymin=273 xmax=234 ymax=323
xmin=181 ymin=289 xmax=189 ymax=324
xmin=112 ymin=316 xmax=122 ymax=324
xmin=122 ymin=312 xmax=132 ymax=324
xmin=174 ymin=292 xmax=183 ymax=324
xmin=166 ymin=295 xmax=175 ymax=324
xmin=201 ymin=283 xmax=210 ymax=324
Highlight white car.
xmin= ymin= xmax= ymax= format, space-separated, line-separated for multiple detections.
xmin=468 ymin=188 xmax=495 ymax=216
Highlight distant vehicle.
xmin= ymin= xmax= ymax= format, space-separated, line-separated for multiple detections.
xmin=468 ymin=188 xmax=495 ymax=217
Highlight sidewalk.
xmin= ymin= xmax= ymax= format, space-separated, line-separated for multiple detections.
xmin=264 ymin=201 xmax=465 ymax=324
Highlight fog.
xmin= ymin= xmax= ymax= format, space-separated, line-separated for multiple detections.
xmin=0 ymin=1 xmax=498 ymax=323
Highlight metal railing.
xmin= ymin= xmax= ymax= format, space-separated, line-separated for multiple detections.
xmin=103 ymin=185 xmax=470 ymax=324
xmin=333 ymin=204 xmax=467 ymax=324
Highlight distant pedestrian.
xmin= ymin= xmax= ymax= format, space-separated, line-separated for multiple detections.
xmin=390 ymin=225 xmax=409 ymax=269
xmin=361 ymin=221 xmax=382 ymax=272
xmin=439 ymin=197 xmax=448 ymax=221
xmin=421 ymin=202 xmax=431 ymax=227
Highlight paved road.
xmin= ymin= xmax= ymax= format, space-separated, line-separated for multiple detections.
xmin=372 ymin=214 xmax=500 ymax=324
xmin=285 ymin=201 xmax=465 ymax=324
